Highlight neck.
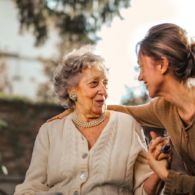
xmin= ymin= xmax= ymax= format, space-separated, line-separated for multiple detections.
xmin=74 ymin=110 xmax=103 ymax=122
xmin=74 ymin=104 xmax=106 ymax=122
xmin=72 ymin=111 xmax=106 ymax=128
xmin=157 ymin=77 xmax=195 ymax=122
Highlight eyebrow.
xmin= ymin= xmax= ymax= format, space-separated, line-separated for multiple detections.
xmin=86 ymin=77 xmax=108 ymax=83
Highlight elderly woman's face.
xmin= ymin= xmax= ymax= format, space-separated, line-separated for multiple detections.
xmin=74 ymin=64 xmax=108 ymax=116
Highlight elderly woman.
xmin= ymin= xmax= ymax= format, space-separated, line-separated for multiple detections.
xmin=15 ymin=51 xmax=161 ymax=194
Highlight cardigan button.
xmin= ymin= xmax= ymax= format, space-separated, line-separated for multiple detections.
xmin=80 ymin=171 xmax=87 ymax=181
xmin=82 ymin=153 xmax=88 ymax=159
xmin=73 ymin=191 xmax=79 ymax=195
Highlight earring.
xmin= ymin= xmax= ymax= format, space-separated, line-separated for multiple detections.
xmin=69 ymin=94 xmax=77 ymax=102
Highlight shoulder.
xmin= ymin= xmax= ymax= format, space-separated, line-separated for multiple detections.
xmin=150 ymin=97 xmax=170 ymax=106
xmin=150 ymin=97 xmax=173 ymax=112
xmin=39 ymin=113 xmax=72 ymax=137
xmin=110 ymin=110 xmax=141 ymax=132
xmin=111 ymin=110 xmax=136 ymax=123
xmin=110 ymin=111 xmax=146 ymax=147
xmin=46 ymin=109 xmax=73 ymax=123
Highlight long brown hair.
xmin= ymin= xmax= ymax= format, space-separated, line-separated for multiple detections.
xmin=136 ymin=23 xmax=195 ymax=81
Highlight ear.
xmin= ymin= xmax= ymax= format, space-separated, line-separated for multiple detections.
xmin=159 ymin=57 xmax=169 ymax=74
xmin=67 ymin=87 xmax=76 ymax=96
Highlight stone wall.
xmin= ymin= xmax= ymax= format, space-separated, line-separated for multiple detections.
xmin=0 ymin=98 xmax=64 ymax=176
xmin=0 ymin=176 xmax=24 ymax=195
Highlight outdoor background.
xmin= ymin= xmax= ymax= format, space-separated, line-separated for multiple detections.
xmin=0 ymin=0 xmax=195 ymax=194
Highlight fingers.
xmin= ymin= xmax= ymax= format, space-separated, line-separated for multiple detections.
xmin=157 ymin=153 xmax=171 ymax=161
xmin=137 ymin=153 xmax=148 ymax=164
xmin=66 ymin=108 xmax=74 ymax=114
xmin=148 ymin=144 xmax=172 ymax=162
xmin=149 ymin=136 xmax=165 ymax=153
xmin=151 ymin=144 xmax=163 ymax=159
xmin=150 ymin=131 xmax=158 ymax=139
xmin=147 ymin=155 xmax=169 ymax=180
xmin=148 ymin=135 xmax=171 ymax=160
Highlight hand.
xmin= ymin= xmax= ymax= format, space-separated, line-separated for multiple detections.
xmin=47 ymin=108 xmax=74 ymax=122
xmin=147 ymin=151 xmax=169 ymax=181
xmin=149 ymin=131 xmax=172 ymax=161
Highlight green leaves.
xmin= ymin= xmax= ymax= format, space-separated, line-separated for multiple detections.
xmin=0 ymin=119 xmax=7 ymax=129
xmin=14 ymin=0 xmax=131 ymax=46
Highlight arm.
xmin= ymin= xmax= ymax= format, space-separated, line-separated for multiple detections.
xmin=14 ymin=124 xmax=50 ymax=194
xmin=147 ymin=133 xmax=195 ymax=194
xmin=132 ymin=123 xmax=163 ymax=195
xmin=134 ymin=152 xmax=163 ymax=195
xmin=47 ymin=109 xmax=73 ymax=122
xmin=148 ymin=155 xmax=195 ymax=194
xmin=164 ymin=171 xmax=195 ymax=194
xmin=108 ymin=98 xmax=164 ymax=128
xmin=49 ymin=99 xmax=164 ymax=128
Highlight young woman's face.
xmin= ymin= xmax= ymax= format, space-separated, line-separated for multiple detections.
xmin=138 ymin=54 xmax=164 ymax=98
xmin=74 ymin=65 xmax=108 ymax=117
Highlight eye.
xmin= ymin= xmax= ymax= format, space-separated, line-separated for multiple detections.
xmin=89 ymin=80 xmax=98 ymax=87
xmin=103 ymin=80 xmax=108 ymax=88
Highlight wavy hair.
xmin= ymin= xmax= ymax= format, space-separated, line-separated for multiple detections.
xmin=53 ymin=51 xmax=107 ymax=108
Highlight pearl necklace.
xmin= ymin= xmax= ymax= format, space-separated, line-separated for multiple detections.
xmin=72 ymin=112 xmax=106 ymax=128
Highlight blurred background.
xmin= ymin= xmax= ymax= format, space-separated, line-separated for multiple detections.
xmin=0 ymin=0 xmax=195 ymax=194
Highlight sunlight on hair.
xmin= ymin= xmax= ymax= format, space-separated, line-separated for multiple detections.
xmin=63 ymin=45 xmax=97 ymax=60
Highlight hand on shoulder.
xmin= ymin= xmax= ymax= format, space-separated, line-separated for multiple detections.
xmin=47 ymin=108 xmax=74 ymax=123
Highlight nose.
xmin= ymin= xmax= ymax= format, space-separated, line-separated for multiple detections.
xmin=97 ymin=83 xmax=108 ymax=97
xmin=138 ymin=71 xmax=143 ymax=81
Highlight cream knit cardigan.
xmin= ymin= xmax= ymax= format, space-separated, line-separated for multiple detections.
xmin=15 ymin=111 xmax=152 ymax=195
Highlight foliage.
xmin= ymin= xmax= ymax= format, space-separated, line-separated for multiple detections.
xmin=0 ymin=98 xmax=63 ymax=175
xmin=0 ymin=153 xmax=8 ymax=175
xmin=0 ymin=92 xmax=58 ymax=107
xmin=13 ymin=0 xmax=132 ymax=103
xmin=0 ymin=119 xmax=8 ymax=129
xmin=0 ymin=61 xmax=12 ymax=94
xmin=14 ymin=0 xmax=131 ymax=46
xmin=0 ymin=93 xmax=30 ymax=103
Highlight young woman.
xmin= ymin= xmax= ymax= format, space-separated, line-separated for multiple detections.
xmin=110 ymin=23 xmax=195 ymax=194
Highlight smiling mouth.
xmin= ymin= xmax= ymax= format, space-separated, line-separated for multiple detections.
xmin=95 ymin=100 xmax=105 ymax=104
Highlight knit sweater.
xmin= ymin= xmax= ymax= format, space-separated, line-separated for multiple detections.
xmin=14 ymin=111 xmax=152 ymax=195
xmin=109 ymin=97 xmax=195 ymax=194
